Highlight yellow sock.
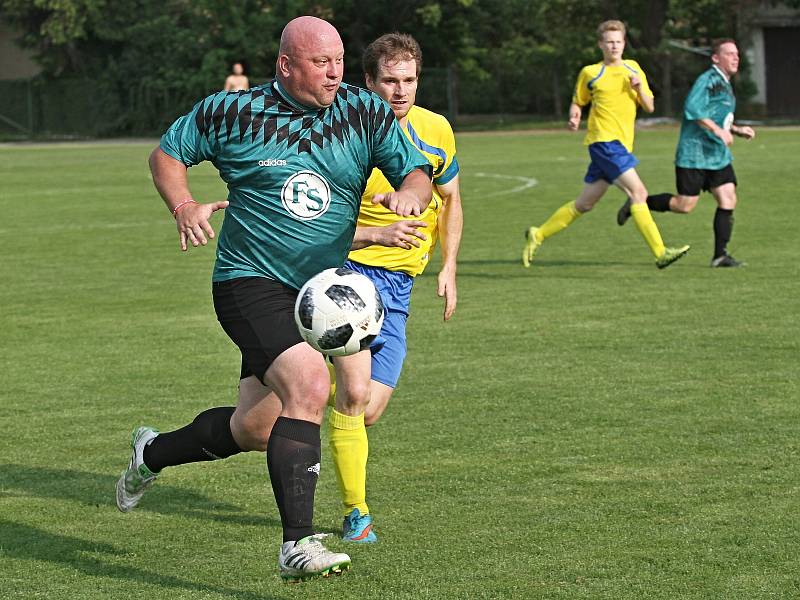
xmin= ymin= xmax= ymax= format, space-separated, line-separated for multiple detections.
xmin=536 ymin=201 xmax=582 ymax=242
xmin=326 ymin=360 xmax=336 ymax=407
xmin=329 ymin=409 xmax=369 ymax=516
xmin=630 ymin=203 xmax=666 ymax=258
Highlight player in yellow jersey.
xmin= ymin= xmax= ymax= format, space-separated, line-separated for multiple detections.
xmin=522 ymin=20 xmax=690 ymax=269
xmin=328 ymin=32 xmax=463 ymax=543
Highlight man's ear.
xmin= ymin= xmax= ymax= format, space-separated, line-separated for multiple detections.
xmin=277 ymin=55 xmax=291 ymax=78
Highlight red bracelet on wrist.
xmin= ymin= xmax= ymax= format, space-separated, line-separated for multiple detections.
xmin=172 ymin=199 xmax=197 ymax=218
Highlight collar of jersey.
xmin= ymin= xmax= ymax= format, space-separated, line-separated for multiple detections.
xmin=272 ymin=79 xmax=323 ymax=113
xmin=712 ymin=65 xmax=730 ymax=83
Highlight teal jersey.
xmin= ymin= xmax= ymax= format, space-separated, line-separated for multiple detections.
xmin=675 ymin=66 xmax=736 ymax=170
xmin=160 ymin=80 xmax=431 ymax=290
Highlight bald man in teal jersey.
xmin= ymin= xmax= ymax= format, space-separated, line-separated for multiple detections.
xmin=116 ymin=16 xmax=432 ymax=582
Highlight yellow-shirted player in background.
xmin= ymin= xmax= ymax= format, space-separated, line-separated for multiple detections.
xmin=522 ymin=19 xmax=690 ymax=269
xmin=329 ymin=32 xmax=463 ymax=543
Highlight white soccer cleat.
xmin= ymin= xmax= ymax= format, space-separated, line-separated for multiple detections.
xmin=115 ymin=426 xmax=159 ymax=512
xmin=279 ymin=534 xmax=351 ymax=582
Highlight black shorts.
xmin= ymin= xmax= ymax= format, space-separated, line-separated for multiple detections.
xmin=675 ymin=164 xmax=737 ymax=196
xmin=212 ymin=277 xmax=304 ymax=382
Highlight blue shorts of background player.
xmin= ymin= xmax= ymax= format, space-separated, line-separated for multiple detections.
xmin=344 ymin=260 xmax=412 ymax=388
xmin=584 ymin=140 xmax=639 ymax=184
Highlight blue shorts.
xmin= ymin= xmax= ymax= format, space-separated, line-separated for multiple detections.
xmin=584 ymin=141 xmax=639 ymax=184
xmin=344 ymin=260 xmax=412 ymax=388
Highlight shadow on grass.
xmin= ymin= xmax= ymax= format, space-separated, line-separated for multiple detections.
xmin=0 ymin=519 xmax=280 ymax=599
xmin=0 ymin=464 xmax=278 ymax=528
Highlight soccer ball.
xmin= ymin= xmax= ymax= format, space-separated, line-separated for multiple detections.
xmin=294 ymin=267 xmax=385 ymax=356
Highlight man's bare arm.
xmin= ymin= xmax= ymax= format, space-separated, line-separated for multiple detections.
xmin=372 ymin=168 xmax=432 ymax=217
xmin=696 ymin=118 xmax=734 ymax=146
xmin=434 ymin=175 xmax=463 ymax=321
xmin=630 ymin=76 xmax=655 ymax=113
xmin=350 ymin=220 xmax=428 ymax=250
xmin=149 ymin=147 xmax=228 ymax=251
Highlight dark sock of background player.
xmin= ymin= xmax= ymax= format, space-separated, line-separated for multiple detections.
xmin=713 ymin=208 xmax=734 ymax=259
xmin=644 ymin=193 xmax=673 ymax=212
xmin=143 ymin=407 xmax=242 ymax=471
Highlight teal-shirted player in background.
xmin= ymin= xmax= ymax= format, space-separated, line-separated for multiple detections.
xmin=115 ymin=16 xmax=432 ymax=582
xmin=617 ymin=39 xmax=755 ymax=267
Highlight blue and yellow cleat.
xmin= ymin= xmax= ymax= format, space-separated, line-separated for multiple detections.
xmin=342 ymin=508 xmax=377 ymax=543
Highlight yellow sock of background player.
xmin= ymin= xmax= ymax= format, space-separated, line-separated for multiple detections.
xmin=630 ymin=202 xmax=666 ymax=257
xmin=535 ymin=200 xmax=582 ymax=242
xmin=329 ymin=409 xmax=369 ymax=516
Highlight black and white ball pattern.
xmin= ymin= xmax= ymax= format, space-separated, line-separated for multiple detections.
xmin=294 ymin=267 xmax=385 ymax=356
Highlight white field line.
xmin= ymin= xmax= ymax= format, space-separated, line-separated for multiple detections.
xmin=472 ymin=172 xmax=538 ymax=197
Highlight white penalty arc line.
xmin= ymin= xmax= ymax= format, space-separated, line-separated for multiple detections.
xmin=472 ymin=172 xmax=538 ymax=198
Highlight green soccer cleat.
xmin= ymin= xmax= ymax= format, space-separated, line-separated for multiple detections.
xmin=656 ymin=245 xmax=691 ymax=269
xmin=279 ymin=534 xmax=352 ymax=582
xmin=522 ymin=226 xmax=542 ymax=268
xmin=116 ymin=426 xmax=159 ymax=512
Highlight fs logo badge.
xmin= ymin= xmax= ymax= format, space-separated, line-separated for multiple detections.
xmin=281 ymin=170 xmax=332 ymax=220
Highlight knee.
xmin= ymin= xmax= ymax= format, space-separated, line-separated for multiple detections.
xmin=628 ymin=186 xmax=648 ymax=204
xmin=231 ymin=416 xmax=271 ymax=451
xmin=672 ymin=196 xmax=698 ymax=213
xmin=337 ymin=378 xmax=371 ymax=412
xmin=301 ymin=374 xmax=332 ymax=408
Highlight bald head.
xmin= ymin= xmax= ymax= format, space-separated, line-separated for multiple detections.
xmin=275 ymin=16 xmax=345 ymax=108
xmin=279 ymin=16 xmax=342 ymax=58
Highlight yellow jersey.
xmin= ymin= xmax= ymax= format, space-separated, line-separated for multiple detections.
xmin=572 ymin=59 xmax=653 ymax=152
xmin=348 ymin=104 xmax=458 ymax=276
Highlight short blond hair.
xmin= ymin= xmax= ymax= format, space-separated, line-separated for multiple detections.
xmin=597 ymin=20 xmax=626 ymax=40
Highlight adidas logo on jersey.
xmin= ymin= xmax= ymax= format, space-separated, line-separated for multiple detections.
xmin=258 ymin=159 xmax=288 ymax=167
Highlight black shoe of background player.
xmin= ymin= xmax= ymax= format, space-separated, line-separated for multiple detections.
xmin=711 ymin=254 xmax=745 ymax=268
xmin=617 ymin=198 xmax=632 ymax=226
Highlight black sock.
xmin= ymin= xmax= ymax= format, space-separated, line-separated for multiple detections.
xmin=713 ymin=208 xmax=734 ymax=259
xmin=143 ymin=406 xmax=241 ymax=472
xmin=266 ymin=417 xmax=321 ymax=543
xmin=646 ymin=193 xmax=673 ymax=212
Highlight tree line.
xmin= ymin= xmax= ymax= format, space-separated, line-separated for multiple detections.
xmin=1 ymin=0 xmax=791 ymax=134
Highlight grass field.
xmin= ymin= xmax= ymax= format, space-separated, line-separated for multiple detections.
xmin=1 ymin=128 xmax=798 ymax=599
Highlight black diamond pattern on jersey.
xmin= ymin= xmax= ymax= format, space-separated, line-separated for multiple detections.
xmin=251 ymin=109 xmax=264 ymax=142
xmin=224 ymin=99 xmax=240 ymax=142
xmin=347 ymin=103 xmax=363 ymax=139
xmin=211 ymin=100 xmax=225 ymax=142
xmin=198 ymin=100 xmax=213 ymax=137
xmin=376 ymin=109 xmax=394 ymax=144
xmin=310 ymin=129 xmax=324 ymax=149
xmin=276 ymin=122 xmax=290 ymax=144
xmin=191 ymin=82 xmax=390 ymax=156
xmin=263 ymin=115 xmax=278 ymax=145
xmin=237 ymin=102 xmax=252 ymax=143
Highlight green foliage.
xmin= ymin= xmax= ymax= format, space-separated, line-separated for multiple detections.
xmin=0 ymin=0 xmax=767 ymax=131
